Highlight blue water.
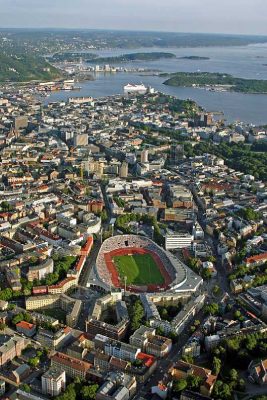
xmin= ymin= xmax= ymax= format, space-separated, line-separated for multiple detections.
xmin=44 ymin=44 xmax=267 ymax=124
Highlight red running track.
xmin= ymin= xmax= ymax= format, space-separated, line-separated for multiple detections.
xmin=103 ymin=247 xmax=172 ymax=293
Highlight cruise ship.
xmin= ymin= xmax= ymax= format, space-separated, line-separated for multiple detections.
xmin=123 ymin=83 xmax=148 ymax=94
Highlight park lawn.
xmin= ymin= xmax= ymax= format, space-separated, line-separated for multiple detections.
xmin=113 ymin=253 xmax=164 ymax=285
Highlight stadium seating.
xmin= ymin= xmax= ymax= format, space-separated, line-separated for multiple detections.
xmin=95 ymin=235 xmax=187 ymax=293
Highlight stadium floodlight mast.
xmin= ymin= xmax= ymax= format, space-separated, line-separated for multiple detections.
xmin=152 ymin=226 xmax=154 ymax=241
xmin=124 ymin=275 xmax=127 ymax=294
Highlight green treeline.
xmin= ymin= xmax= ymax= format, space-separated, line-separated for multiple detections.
xmin=0 ymin=53 xmax=61 ymax=82
xmin=163 ymin=72 xmax=267 ymax=93
xmin=87 ymin=52 xmax=176 ymax=64
xmin=184 ymin=142 xmax=267 ymax=181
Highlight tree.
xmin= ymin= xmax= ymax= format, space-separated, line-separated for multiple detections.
xmin=182 ymin=354 xmax=194 ymax=364
xmin=160 ymin=307 xmax=169 ymax=321
xmin=57 ymin=383 xmax=77 ymax=400
xmin=0 ymin=323 xmax=6 ymax=331
xmin=20 ymin=383 xmax=31 ymax=393
xmin=229 ymin=368 xmax=238 ymax=382
xmin=186 ymin=375 xmax=202 ymax=390
xmin=156 ymin=326 xmax=165 ymax=336
xmin=204 ymin=303 xmax=219 ymax=315
xmin=12 ymin=313 xmax=24 ymax=325
xmin=28 ymin=357 xmax=40 ymax=368
xmin=208 ymin=255 xmax=216 ymax=263
xmin=81 ymin=384 xmax=99 ymax=400
xmin=129 ymin=299 xmax=145 ymax=332
xmin=213 ymin=380 xmax=232 ymax=399
xmin=253 ymin=397 xmax=267 ymax=400
xmin=0 ymin=288 xmax=13 ymax=301
xmin=173 ymin=379 xmax=187 ymax=393
xmin=244 ymin=335 xmax=257 ymax=351
xmin=237 ymin=378 xmax=246 ymax=392
xmin=212 ymin=285 xmax=221 ymax=296
xmin=24 ymin=313 xmax=32 ymax=323
xmin=1 ymin=201 xmax=12 ymax=211
xmin=234 ymin=310 xmax=242 ymax=320
xmin=168 ymin=331 xmax=178 ymax=343
xmin=212 ymin=356 xmax=222 ymax=375
xmin=100 ymin=210 xmax=108 ymax=222
xmin=226 ymin=337 xmax=240 ymax=353
xmin=202 ymin=268 xmax=212 ymax=280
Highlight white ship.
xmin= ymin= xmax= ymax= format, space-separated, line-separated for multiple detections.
xmin=123 ymin=83 xmax=148 ymax=94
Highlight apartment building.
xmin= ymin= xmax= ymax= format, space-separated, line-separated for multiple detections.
xmin=51 ymin=352 xmax=92 ymax=379
xmin=36 ymin=327 xmax=70 ymax=350
xmin=0 ymin=334 xmax=26 ymax=366
xmin=130 ymin=326 xmax=172 ymax=358
xmin=86 ymin=318 xmax=128 ymax=341
xmin=94 ymin=334 xmax=141 ymax=362
xmin=26 ymin=294 xmax=60 ymax=310
xmin=42 ymin=368 xmax=66 ymax=397
xmin=27 ymin=258 xmax=54 ymax=282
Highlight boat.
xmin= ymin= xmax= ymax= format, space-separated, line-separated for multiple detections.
xmin=123 ymin=83 xmax=147 ymax=94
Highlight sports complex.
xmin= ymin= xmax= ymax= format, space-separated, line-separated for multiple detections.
xmin=91 ymin=235 xmax=202 ymax=294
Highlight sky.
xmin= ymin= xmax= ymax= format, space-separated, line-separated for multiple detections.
xmin=0 ymin=0 xmax=267 ymax=35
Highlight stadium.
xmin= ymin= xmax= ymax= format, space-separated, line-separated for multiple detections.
xmin=91 ymin=235 xmax=202 ymax=294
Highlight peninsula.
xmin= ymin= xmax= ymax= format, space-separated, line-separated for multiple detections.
xmin=179 ymin=56 xmax=210 ymax=60
xmin=87 ymin=52 xmax=176 ymax=64
xmin=162 ymin=71 xmax=267 ymax=93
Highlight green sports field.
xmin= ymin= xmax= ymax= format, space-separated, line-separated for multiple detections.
xmin=112 ymin=253 xmax=165 ymax=285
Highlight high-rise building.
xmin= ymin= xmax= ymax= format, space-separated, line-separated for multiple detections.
xmin=170 ymin=144 xmax=184 ymax=165
xmin=42 ymin=368 xmax=66 ymax=397
xmin=141 ymin=150 xmax=149 ymax=163
xmin=120 ymin=162 xmax=128 ymax=178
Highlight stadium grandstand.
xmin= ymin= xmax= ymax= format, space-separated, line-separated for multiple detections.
xmin=89 ymin=235 xmax=202 ymax=294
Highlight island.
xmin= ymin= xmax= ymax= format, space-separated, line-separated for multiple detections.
xmin=178 ymin=56 xmax=210 ymax=60
xmin=162 ymin=71 xmax=267 ymax=93
xmin=87 ymin=52 xmax=176 ymax=63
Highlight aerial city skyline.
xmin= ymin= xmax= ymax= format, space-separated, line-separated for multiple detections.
xmin=0 ymin=3 xmax=267 ymax=400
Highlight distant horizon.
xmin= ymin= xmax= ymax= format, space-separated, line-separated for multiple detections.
xmin=1 ymin=0 xmax=267 ymax=35
xmin=0 ymin=27 xmax=267 ymax=38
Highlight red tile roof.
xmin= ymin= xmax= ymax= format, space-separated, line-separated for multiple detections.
xmin=51 ymin=352 xmax=92 ymax=372
xmin=137 ymin=352 xmax=155 ymax=368
xmin=246 ymin=252 xmax=267 ymax=264
xmin=16 ymin=321 xmax=35 ymax=330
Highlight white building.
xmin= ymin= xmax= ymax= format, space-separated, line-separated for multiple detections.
xmin=42 ymin=368 xmax=66 ymax=397
xmin=192 ymin=222 xmax=204 ymax=240
xmin=165 ymin=232 xmax=193 ymax=250
xmin=104 ymin=340 xmax=141 ymax=362
xmin=141 ymin=150 xmax=149 ymax=163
